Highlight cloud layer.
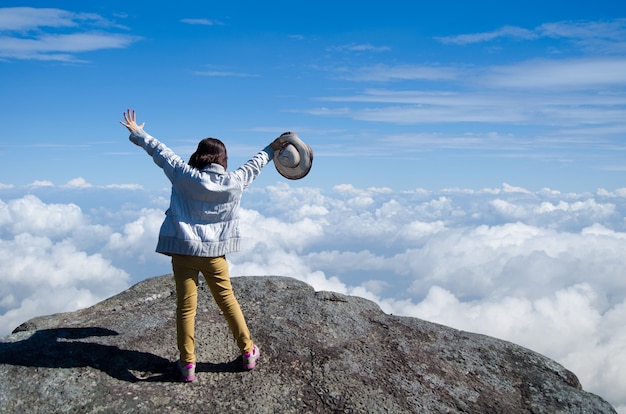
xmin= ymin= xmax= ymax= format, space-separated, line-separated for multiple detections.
xmin=1 ymin=181 xmax=625 ymax=411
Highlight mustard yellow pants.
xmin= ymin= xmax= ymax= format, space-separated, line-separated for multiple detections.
xmin=172 ymin=254 xmax=254 ymax=365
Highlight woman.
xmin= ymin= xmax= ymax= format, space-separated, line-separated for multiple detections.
xmin=120 ymin=109 xmax=285 ymax=381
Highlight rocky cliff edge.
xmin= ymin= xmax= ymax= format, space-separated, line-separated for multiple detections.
xmin=0 ymin=275 xmax=616 ymax=413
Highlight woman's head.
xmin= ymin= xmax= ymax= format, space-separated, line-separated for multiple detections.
xmin=188 ymin=138 xmax=228 ymax=170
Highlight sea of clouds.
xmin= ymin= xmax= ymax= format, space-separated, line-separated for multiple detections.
xmin=1 ymin=180 xmax=625 ymax=412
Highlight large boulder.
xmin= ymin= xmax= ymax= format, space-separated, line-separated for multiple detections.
xmin=0 ymin=275 xmax=616 ymax=413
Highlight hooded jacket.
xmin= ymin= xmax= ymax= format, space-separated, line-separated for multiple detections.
xmin=129 ymin=129 xmax=274 ymax=257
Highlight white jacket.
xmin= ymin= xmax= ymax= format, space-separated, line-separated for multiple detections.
xmin=129 ymin=129 xmax=274 ymax=257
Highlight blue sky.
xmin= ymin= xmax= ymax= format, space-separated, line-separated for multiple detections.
xmin=1 ymin=1 xmax=625 ymax=192
xmin=2 ymin=2 xmax=626 ymax=412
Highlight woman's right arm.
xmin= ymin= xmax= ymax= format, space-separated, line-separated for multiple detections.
xmin=119 ymin=109 xmax=187 ymax=181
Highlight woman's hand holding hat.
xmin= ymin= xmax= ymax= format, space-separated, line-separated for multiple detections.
xmin=270 ymin=133 xmax=291 ymax=151
xmin=272 ymin=131 xmax=313 ymax=180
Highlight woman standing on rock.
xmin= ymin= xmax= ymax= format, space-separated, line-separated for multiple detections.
xmin=119 ymin=109 xmax=310 ymax=382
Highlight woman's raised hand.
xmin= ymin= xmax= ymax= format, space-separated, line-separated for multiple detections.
xmin=119 ymin=109 xmax=145 ymax=133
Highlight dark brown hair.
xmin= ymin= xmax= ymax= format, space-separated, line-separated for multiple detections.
xmin=188 ymin=138 xmax=228 ymax=170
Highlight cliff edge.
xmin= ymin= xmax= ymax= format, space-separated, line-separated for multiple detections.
xmin=0 ymin=275 xmax=616 ymax=413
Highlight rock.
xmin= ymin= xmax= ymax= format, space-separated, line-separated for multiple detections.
xmin=0 ymin=275 xmax=617 ymax=413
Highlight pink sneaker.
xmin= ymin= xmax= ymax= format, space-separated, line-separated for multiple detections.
xmin=242 ymin=345 xmax=259 ymax=370
xmin=178 ymin=361 xmax=196 ymax=382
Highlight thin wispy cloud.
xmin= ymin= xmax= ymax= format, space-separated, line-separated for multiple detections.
xmin=180 ymin=18 xmax=223 ymax=26
xmin=328 ymin=42 xmax=391 ymax=53
xmin=312 ymin=85 xmax=626 ymax=126
xmin=16 ymin=178 xmax=144 ymax=191
xmin=538 ymin=19 xmax=626 ymax=42
xmin=192 ymin=69 xmax=259 ymax=77
xmin=104 ymin=183 xmax=144 ymax=190
xmin=336 ymin=64 xmax=458 ymax=82
xmin=436 ymin=25 xmax=538 ymax=45
xmin=0 ymin=7 xmax=140 ymax=61
xmin=483 ymin=58 xmax=626 ymax=89
xmin=436 ymin=18 xmax=626 ymax=49
xmin=0 ymin=7 xmax=105 ymax=31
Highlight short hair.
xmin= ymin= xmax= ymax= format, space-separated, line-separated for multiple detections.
xmin=188 ymin=138 xmax=228 ymax=170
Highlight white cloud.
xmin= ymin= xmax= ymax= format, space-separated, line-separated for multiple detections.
xmin=29 ymin=180 xmax=53 ymax=187
xmin=0 ymin=7 xmax=99 ymax=31
xmin=0 ymin=7 xmax=140 ymax=61
xmin=0 ymin=196 xmax=130 ymax=334
xmin=502 ymin=182 xmax=532 ymax=193
xmin=65 ymin=177 xmax=92 ymax=188
xmin=0 ymin=195 xmax=84 ymax=237
xmin=0 ymin=194 xmax=173 ymax=336
xmin=104 ymin=207 xmax=168 ymax=269
xmin=386 ymin=283 xmax=626 ymax=405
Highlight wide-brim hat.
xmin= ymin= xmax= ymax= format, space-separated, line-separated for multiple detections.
xmin=273 ymin=132 xmax=313 ymax=180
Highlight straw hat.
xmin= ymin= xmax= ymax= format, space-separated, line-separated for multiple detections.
xmin=273 ymin=132 xmax=313 ymax=180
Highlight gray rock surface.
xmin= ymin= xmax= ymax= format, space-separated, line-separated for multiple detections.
xmin=0 ymin=275 xmax=616 ymax=413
